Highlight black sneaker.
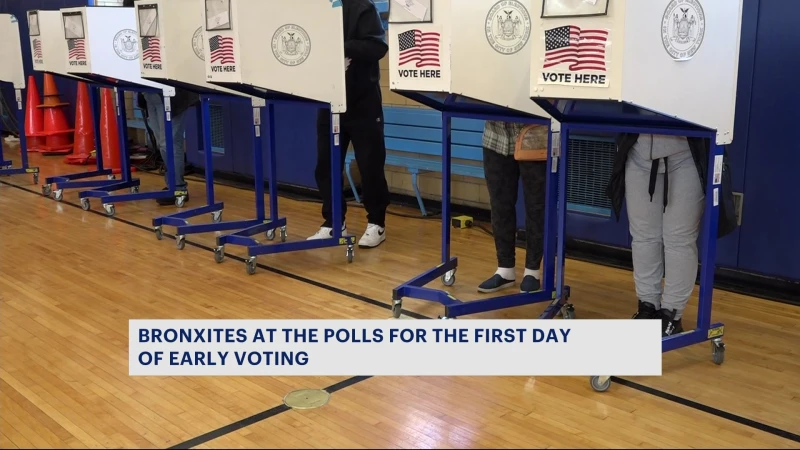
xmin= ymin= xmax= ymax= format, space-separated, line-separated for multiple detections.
xmin=520 ymin=275 xmax=541 ymax=293
xmin=477 ymin=274 xmax=515 ymax=293
xmin=632 ymin=300 xmax=659 ymax=319
xmin=156 ymin=187 xmax=190 ymax=206
xmin=660 ymin=309 xmax=684 ymax=336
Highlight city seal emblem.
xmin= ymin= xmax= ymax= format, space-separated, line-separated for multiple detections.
xmin=271 ymin=24 xmax=311 ymax=67
xmin=662 ymin=0 xmax=706 ymax=61
xmin=113 ymin=29 xmax=139 ymax=61
xmin=485 ymin=0 xmax=531 ymax=55
xmin=192 ymin=26 xmax=205 ymax=61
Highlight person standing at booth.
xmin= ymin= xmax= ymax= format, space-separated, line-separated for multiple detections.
xmin=123 ymin=0 xmax=200 ymax=206
xmin=307 ymin=0 xmax=391 ymax=248
xmin=478 ymin=121 xmax=547 ymax=294
xmin=607 ymin=133 xmax=737 ymax=336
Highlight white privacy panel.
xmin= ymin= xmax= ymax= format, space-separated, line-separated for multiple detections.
xmin=134 ymin=0 xmax=259 ymax=103
xmin=60 ymin=6 xmax=174 ymax=95
xmin=204 ymin=0 xmax=346 ymax=112
xmin=388 ymin=0 xmax=550 ymax=118
xmin=529 ymin=0 xmax=744 ymax=144
xmin=0 ymin=14 xmax=25 ymax=89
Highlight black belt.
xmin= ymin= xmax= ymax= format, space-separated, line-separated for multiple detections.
xmin=648 ymin=157 xmax=668 ymax=212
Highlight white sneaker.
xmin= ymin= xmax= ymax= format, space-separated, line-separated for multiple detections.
xmin=307 ymin=223 xmax=347 ymax=240
xmin=358 ymin=224 xmax=386 ymax=248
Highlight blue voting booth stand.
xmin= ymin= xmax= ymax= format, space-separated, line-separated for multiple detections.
xmin=198 ymin=0 xmax=356 ymax=274
xmin=55 ymin=6 xmax=186 ymax=216
xmin=28 ymin=9 xmax=121 ymax=199
xmin=386 ymin=1 xmax=573 ymax=321
xmin=131 ymin=0 xmax=273 ymax=249
xmin=390 ymin=94 xmax=574 ymax=322
xmin=526 ymin=0 xmax=743 ymax=391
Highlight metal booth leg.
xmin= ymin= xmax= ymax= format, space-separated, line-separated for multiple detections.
xmin=77 ymin=87 xmax=142 ymax=213
xmin=43 ymin=85 xmax=116 ymax=201
xmin=0 ymin=89 xmax=40 ymax=182
xmin=213 ymin=100 xmax=290 ymax=269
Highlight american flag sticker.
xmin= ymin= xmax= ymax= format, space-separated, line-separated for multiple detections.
xmin=398 ymin=29 xmax=440 ymax=68
xmin=209 ymin=35 xmax=235 ymax=65
xmin=141 ymin=37 xmax=161 ymax=63
xmin=540 ymin=25 xmax=610 ymax=87
xmin=68 ymin=38 xmax=86 ymax=61
xmin=33 ymin=39 xmax=43 ymax=60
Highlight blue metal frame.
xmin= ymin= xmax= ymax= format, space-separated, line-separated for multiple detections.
xmin=0 ymin=87 xmax=40 ymax=183
xmin=211 ymin=96 xmax=355 ymax=273
xmin=560 ymin=121 xmax=725 ymax=353
xmin=391 ymin=93 xmax=572 ymax=319
xmin=42 ymin=83 xmax=117 ymax=196
xmin=151 ymin=94 xmax=268 ymax=245
xmin=77 ymin=84 xmax=180 ymax=215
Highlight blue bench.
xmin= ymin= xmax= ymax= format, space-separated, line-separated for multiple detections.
xmin=129 ymin=107 xmax=147 ymax=130
xmin=345 ymin=107 xmax=486 ymax=216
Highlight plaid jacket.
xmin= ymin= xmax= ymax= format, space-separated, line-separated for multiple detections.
xmin=482 ymin=120 xmax=525 ymax=156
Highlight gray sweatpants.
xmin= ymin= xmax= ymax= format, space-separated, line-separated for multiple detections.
xmin=625 ymin=149 xmax=704 ymax=319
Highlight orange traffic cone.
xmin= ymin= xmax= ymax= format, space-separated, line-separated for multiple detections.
xmin=24 ymin=75 xmax=45 ymax=152
xmin=65 ymin=82 xmax=96 ymax=165
xmin=99 ymin=88 xmax=136 ymax=175
xmin=37 ymin=73 xmax=73 ymax=155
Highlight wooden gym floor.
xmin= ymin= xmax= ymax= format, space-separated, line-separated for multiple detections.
xmin=1 ymin=148 xmax=799 ymax=449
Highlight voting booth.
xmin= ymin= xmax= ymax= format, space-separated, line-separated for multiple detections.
xmin=196 ymin=0 xmax=354 ymax=273
xmin=387 ymin=0 xmax=572 ymax=322
xmin=30 ymin=9 xmax=125 ymax=199
xmin=60 ymin=6 xmax=173 ymax=94
xmin=529 ymin=0 xmax=742 ymax=144
xmin=134 ymin=0 xmax=270 ymax=249
xmin=0 ymin=13 xmax=40 ymax=182
xmin=202 ymin=0 xmax=347 ymax=113
xmin=389 ymin=0 xmax=549 ymax=118
xmin=527 ymin=0 xmax=744 ymax=391
xmin=58 ymin=6 xmax=187 ymax=216
xmin=27 ymin=10 xmax=88 ymax=82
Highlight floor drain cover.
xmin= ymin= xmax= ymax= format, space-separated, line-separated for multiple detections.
xmin=283 ymin=389 xmax=331 ymax=410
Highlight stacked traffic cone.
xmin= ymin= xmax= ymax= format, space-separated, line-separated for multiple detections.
xmin=36 ymin=73 xmax=74 ymax=155
xmin=99 ymin=88 xmax=135 ymax=174
xmin=24 ymin=75 xmax=45 ymax=152
xmin=65 ymin=82 xmax=96 ymax=165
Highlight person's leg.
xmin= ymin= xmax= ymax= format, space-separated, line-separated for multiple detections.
xmin=661 ymin=151 xmax=705 ymax=334
xmin=625 ymin=152 xmax=665 ymax=319
xmin=519 ymin=160 xmax=547 ymax=292
xmin=349 ymin=109 xmax=390 ymax=248
xmin=144 ymin=93 xmax=166 ymax=159
xmin=478 ymin=148 xmax=520 ymax=293
xmin=170 ymin=110 xmax=187 ymax=190
xmin=143 ymin=93 xmax=168 ymax=186
xmin=156 ymin=108 xmax=188 ymax=206
xmin=309 ymin=110 xmax=351 ymax=239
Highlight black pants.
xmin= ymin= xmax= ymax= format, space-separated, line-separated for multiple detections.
xmin=483 ymin=148 xmax=547 ymax=270
xmin=315 ymin=106 xmax=390 ymax=228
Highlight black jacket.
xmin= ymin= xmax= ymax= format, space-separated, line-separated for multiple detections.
xmin=606 ymin=133 xmax=738 ymax=239
xmin=341 ymin=0 xmax=388 ymax=114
